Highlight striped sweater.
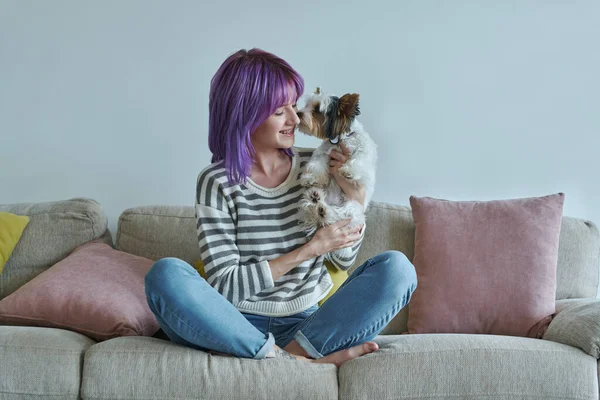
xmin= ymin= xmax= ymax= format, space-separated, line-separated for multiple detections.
xmin=195 ymin=147 xmax=364 ymax=316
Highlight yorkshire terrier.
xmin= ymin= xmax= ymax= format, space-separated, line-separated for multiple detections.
xmin=296 ymin=88 xmax=377 ymax=260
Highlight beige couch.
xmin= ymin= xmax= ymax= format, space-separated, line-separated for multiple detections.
xmin=1 ymin=197 xmax=600 ymax=400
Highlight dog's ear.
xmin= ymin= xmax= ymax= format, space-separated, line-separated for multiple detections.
xmin=337 ymin=93 xmax=361 ymax=119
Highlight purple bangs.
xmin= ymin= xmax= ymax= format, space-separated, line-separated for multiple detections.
xmin=208 ymin=48 xmax=305 ymax=185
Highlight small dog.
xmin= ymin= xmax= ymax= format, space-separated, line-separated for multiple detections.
xmin=296 ymin=88 xmax=377 ymax=260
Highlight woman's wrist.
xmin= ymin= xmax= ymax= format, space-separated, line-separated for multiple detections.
xmin=268 ymin=241 xmax=321 ymax=280
xmin=302 ymin=239 xmax=322 ymax=260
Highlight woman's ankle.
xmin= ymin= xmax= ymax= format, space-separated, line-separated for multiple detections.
xmin=283 ymin=340 xmax=312 ymax=358
xmin=266 ymin=345 xmax=311 ymax=361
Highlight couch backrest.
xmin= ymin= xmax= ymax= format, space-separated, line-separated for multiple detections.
xmin=116 ymin=201 xmax=600 ymax=303
xmin=1 ymin=197 xmax=597 ymax=333
xmin=0 ymin=198 xmax=111 ymax=300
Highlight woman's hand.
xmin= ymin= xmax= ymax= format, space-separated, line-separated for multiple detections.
xmin=270 ymin=219 xmax=362 ymax=280
xmin=329 ymin=143 xmax=366 ymax=206
xmin=307 ymin=219 xmax=363 ymax=258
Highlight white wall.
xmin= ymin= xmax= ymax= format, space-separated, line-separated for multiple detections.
xmin=1 ymin=1 xmax=599 ymax=237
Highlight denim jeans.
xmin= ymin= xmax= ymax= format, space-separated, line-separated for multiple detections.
xmin=144 ymin=250 xmax=417 ymax=359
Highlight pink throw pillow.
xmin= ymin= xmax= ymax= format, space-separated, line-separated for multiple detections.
xmin=408 ymin=193 xmax=565 ymax=338
xmin=0 ymin=241 xmax=159 ymax=341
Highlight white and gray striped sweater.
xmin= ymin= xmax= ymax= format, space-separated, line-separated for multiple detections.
xmin=195 ymin=147 xmax=364 ymax=316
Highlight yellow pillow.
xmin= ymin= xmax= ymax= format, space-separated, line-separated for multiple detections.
xmin=192 ymin=260 xmax=348 ymax=307
xmin=192 ymin=259 xmax=207 ymax=279
xmin=0 ymin=212 xmax=30 ymax=275
xmin=320 ymin=260 xmax=349 ymax=306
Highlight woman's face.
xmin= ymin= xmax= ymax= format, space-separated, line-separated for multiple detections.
xmin=251 ymin=101 xmax=300 ymax=152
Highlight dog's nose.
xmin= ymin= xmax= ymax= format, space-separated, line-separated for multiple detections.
xmin=296 ymin=111 xmax=303 ymax=119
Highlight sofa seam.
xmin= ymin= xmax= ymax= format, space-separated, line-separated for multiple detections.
xmin=358 ymin=346 xmax=590 ymax=357
xmin=78 ymin=346 xmax=86 ymax=400
xmin=0 ymin=390 xmax=79 ymax=397
xmin=84 ymin=349 xmax=289 ymax=360
xmin=6 ymin=210 xmax=90 ymax=217
xmin=120 ymin=210 xmax=195 ymax=219
xmin=348 ymin=395 xmax=594 ymax=400
xmin=116 ymin=213 xmax=123 ymax=249
xmin=83 ymin=210 xmax=98 ymax=239
xmin=596 ymin=236 xmax=600 ymax=298
xmin=86 ymin=349 xmax=193 ymax=355
xmin=0 ymin=344 xmax=88 ymax=352
xmin=80 ymin=396 xmax=244 ymax=400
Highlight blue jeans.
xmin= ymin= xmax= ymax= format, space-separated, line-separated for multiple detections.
xmin=144 ymin=250 xmax=417 ymax=359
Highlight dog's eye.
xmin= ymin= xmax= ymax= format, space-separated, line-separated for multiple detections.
xmin=313 ymin=105 xmax=320 ymax=112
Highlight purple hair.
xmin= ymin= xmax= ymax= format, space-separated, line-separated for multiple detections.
xmin=208 ymin=48 xmax=305 ymax=185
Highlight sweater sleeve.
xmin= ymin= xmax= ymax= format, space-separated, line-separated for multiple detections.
xmin=195 ymin=173 xmax=275 ymax=305
xmin=328 ymin=223 xmax=366 ymax=271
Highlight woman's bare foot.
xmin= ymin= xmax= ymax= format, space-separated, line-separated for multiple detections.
xmin=268 ymin=342 xmax=379 ymax=367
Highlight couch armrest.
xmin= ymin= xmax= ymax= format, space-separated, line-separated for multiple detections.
xmin=543 ymin=298 xmax=600 ymax=358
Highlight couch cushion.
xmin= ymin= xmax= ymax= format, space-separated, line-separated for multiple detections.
xmin=354 ymin=202 xmax=416 ymax=270
xmin=115 ymin=201 xmax=600 ymax=334
xmin=338 ymin=334 xmax=598 ymax=400
xmin=0 ymin=198 xmax=111 ymax=300
xmin=543 ymin=298 xmax=600 ymax=358
xmin=81 ymin=336 xmax=338 ymax=400
xmin=116 ymin=205 xmax=200 ymax=263
xmin=556 ymin=217 xmax=600 ymax=299
xmin=0 ymin=326 xmax=95 ymax=399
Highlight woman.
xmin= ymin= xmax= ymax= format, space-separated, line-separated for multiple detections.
xmin=144 ymin=48 xmax=417 ymax=366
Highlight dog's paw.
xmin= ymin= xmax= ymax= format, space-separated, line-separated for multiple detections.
xmin=339 ymin=169 xmax=353 ymax=180
xmin=338 ymin=164 xmax=357 ymax=181
xmin=301 ymin=172 xmax=329 ymax=188
xmin=307 ymin=188 xmax=326 ymax=204
xmin=299 ymin=173 xmax=313 ymax=187
xmin=304 ymin=198 xmax=329 ymax=220
xmin=317 ymin=204 xmax=327 ymax=219
xmin=300 ymin=173 xmax=321 ymax=188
